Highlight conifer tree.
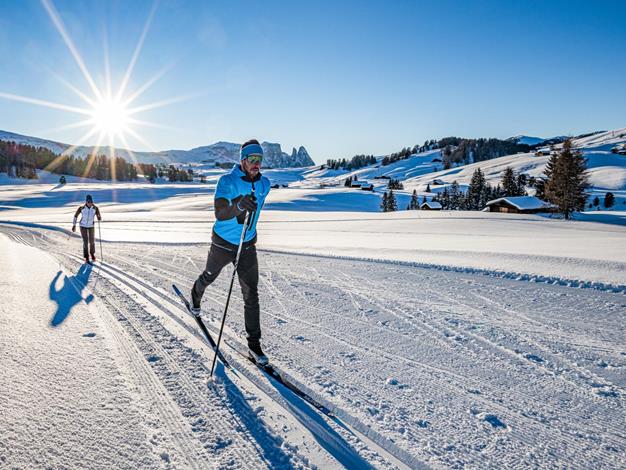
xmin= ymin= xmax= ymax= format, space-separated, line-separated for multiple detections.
xmin=501 ymin=167 xmax=518 ymax=197
xmin=516 ymin=173 xmax=528 ymax=195
xmin=409 ymin=190 xmax=419 ymax=210
xmin=380 ymin=192 xmax=388 ymax=212
xmin=544 ymin=140 xmax=589 ymax=219
xmin=604 ymin=192 xmax=615 ymax=209
xmin=467 ymin=168 xmax=488 ymax=210
xmin=449 ymin=181 xmax=463 ymax=210
xmin=387 ymin=189 xmax=398 ymax=211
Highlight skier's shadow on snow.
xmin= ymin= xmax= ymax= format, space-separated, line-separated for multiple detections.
xmin=49 ymin=265 xmax=94 ymax=327
xmin=221 ymin=367 xmax=373 ymax=469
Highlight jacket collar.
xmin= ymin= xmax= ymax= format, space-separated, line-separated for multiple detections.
xmin=231 ymin=163 xmax=262 ymax=183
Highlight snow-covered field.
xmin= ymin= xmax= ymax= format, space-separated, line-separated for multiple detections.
xmin=1 ymin=178 xmax=625 ymax=287
xmin=1 ymin=219 xmax=624 ymax=469
xmin=1 ymin=128 xmax=626 ymax=468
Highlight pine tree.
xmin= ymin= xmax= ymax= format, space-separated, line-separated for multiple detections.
xmin=516 ymin=173 xmax=528 ymax=195
xmin=534 ymin=178 xmax=547 ymax=200
xmin=425 ymin=183 xmax=431 ymax=193
xmin=380 ymin=192 xmax=388 ymax=212
xmin=604 ymin=192 xmax=615 ymax=209
xmin=387 ymin=189 xmax=398 ymax=211
xmin=410 ymin=190 xmax=419 ymax=210
xmin=501 ymin=167 xmax=518 ymax=197
xmin=467 ymin=168 xmax=488 ymax=210
xmin=592 ymin=196 xmax=600 ymax=207
xmin=544 ymin=140 xmax=589 ymax=219
xmin=449 ymin=181 xmax=462 ymax=210
xmin=440 ymin=187 xmax=450 ymax=209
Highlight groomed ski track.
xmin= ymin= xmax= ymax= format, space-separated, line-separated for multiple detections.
xmin=1 ymin=222 xmax=624 ymax=469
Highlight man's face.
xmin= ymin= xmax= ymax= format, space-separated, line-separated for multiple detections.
xmin=86 ymin=201 xmax=93 ymax=207
xmin=242 ymin=155 xmax=262 ymax=177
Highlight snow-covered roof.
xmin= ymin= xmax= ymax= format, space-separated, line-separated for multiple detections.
xmin=421 ymin=201 xmax=442 ymax=209
xmin=486 ymin=196 xmax=555 ymax=210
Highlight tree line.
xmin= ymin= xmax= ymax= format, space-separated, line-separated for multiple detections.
xmin=0 ymin=140 xmax=138 ymax=181
xmin=326 ymin=154 xmax=376 ymax=171
xmin=0 ymin=140 xmax=204 ymax=184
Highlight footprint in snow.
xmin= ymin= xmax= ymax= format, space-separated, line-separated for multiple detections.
xmin=292 ymin=335 xmax=310 ymax=343
xmin=480 ymin=413 xmax=507 ymax=429
xmin=524 ymin=354 xmax=544 ymax=363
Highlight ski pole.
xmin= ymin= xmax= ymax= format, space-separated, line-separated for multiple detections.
xmin=93 ymin=220 xmax=103 ymax=290
xmin=210 ymin=211 xmax=250 ymax=377
xmin=98 ymin=219 xmax=103 ymax=263
xmin=210 ymin=202 xmax=253 ymax=377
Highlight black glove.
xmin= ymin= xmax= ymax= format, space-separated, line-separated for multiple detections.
xmin=235 ymin=194 xmax=257 ymax=212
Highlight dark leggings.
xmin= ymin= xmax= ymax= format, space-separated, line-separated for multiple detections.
xmin=192 ymin=243 xmax=260 ymax=343
xmin=80 ymin=227 xmax=95 ymax=259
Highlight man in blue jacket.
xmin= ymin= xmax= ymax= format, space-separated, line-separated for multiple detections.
xmin=191 ymin=139 xmax=271 ymax=364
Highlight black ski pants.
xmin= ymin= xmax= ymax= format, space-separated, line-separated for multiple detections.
xmin=192 ymin=241 xmax=261 ymax=344
xmin=80 ymin=227 xmax=95 ymax=259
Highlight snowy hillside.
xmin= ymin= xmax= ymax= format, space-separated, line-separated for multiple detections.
xmin=282 ymin=127 xmax=626 ymax=209
xmin=508 ymin=135 xmax=546 ymax=146
xmin=0 ymin=129 xmax=314 ymax=168
xmin=400 ymin=128 xmax=626 ymax=193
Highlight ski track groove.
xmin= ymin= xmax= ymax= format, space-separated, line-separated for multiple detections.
xmin=57 ymin=252 xmax=281 ymax=469
xmin=260 ymin=255 xmax=625 ymax=467
xmin=81 ymin=284 xmax=214 ymax=470
xmin=328 ymin=265 xmax=626 ymax=463
xmin=415 ymin=282 xmax=626 ymax=429
xmin=56 ymin=247 xmax=408 ymax=469
xmin=104 ymin=249 xmax=580 ymax=464
xmin=86 ymin=251 xmax=413 ymax=469
xmin=3 ymin=231 xmax=212 ymax=469
xmin=425 ymin=282 xmax=622 ymax=395
xmin=103 ymin=246 xmax=625 ymax=467
xmin=4 ymin=225 xmax=624 ymax=469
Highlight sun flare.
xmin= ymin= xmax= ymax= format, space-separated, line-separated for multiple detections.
xmin=0 ymin=0 xmax=191 ymax=181
xmin=91 ymin=97 xmax=130 ymax=138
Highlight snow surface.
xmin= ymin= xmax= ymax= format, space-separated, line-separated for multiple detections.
xmin=2 ymin=127 xmax=626 ymax=468
xmin=1 ymin=179 xmax=625 ymax=287
xmin=0 ymin=222 xmax=624 ymax=468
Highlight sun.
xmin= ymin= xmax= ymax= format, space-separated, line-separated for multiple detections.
xmin=0 ymin=0 xmax=196 ymax=180
xmin=91 ymin=97 xmax=130 ymax=138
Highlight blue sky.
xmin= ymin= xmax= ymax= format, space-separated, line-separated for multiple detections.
xmin=0 ymin=0 xmax=624 ymax=163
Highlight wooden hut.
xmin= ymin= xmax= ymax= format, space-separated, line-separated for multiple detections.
xmin=485 ymin=196 xmax=557 ymax=214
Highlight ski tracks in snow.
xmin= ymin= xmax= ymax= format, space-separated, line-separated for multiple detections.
xmin=2 ymin=223 xmax=625 ymax=468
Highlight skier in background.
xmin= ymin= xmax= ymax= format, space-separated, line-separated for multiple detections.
xmin=72 ymin=194 xmax=102 ymax=264
xmin=191 ymin=139 xmax=271 ymax=365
